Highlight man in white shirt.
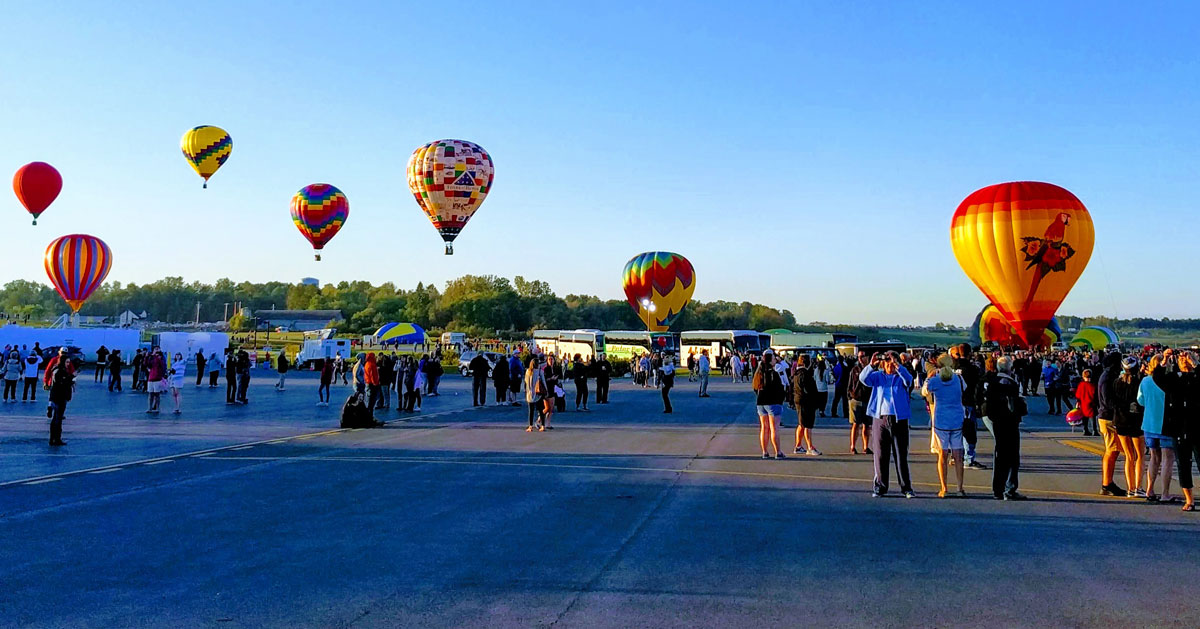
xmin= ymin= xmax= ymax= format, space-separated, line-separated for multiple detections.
xmin=697 ymin=350 xmax=711 ymax=398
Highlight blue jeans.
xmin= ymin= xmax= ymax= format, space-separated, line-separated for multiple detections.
xmin=963 ymin=406 xmax=979 ymax=463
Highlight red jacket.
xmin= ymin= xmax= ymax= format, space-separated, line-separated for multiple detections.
xmin=42 ymin=355 xmax=76 ymax=387
xmin=1075 ymin=381 xmax=1096 ymax=417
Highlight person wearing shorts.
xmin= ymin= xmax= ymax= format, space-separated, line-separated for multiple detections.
xmin=923 ymin=354 xmax=967 ymax=497
xmin=846 ymin=351 xmax=873 ymax=455
xmin=752 ymin=351 xmax=786 ymax=459
xmin=1095 ymin=353 xmax=1128 ymax=496
xmin=790 ymin=354 xmax=821 ymax=455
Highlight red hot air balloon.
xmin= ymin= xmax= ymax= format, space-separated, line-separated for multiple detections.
xmin=44 ymin=234 xmax=112 ymax=314
xmin=13 ymin=162 xmax=62 ymax=225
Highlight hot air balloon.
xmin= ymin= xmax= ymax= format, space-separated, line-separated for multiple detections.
xmin=13 ymin=162 xmax=62 ymax=225
xmin=968 ymin=304 xmax=1062 ymax=349
xmin=406 ymin=139 xmax=493 ymax=254
xmin=1068 ymin=326 xmax=1120 ymax=350
xmin=622 ymin=252 xmax=696 ymax=332
xmin=44 ymin=234 xmax=112 ymax=314
xmin=180 ymin=125 xmax=232 ymax=188
xmin=290 ymin=184 xmax=349 ymax=261
xmin=951 ymin=181 xmax=1094 ymax=347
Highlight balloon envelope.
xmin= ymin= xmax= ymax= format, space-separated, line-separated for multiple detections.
xmin=44 ymin=234 xmax=112 ymax=314
xmin=1069 ymin=326 xmax=1120 ymax=350
xmin=406 ymin=139 xmax=494 ymax=254
xmin=374 ymin=322 xmax=427 ymax=345
xmin=622 ymin=251 xmax=696 ymax=332
xmin=290 ymin=184 xmax=349 ymax=261
xmin=13 ymin=162 xmax=62 ymax=224
xmin=180 ymin=125 xmax=232 ymax=187
xmin=969 ymin=304 xmax=1061 ymax=349
xmin=951 ymin=182 xmax=1094 ymax=347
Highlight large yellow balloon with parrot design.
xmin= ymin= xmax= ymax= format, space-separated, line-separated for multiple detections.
xmin=951 ymin=181 xmax=1094 ymax=347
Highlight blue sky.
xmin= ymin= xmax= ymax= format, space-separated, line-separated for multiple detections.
xmin=1 ymin=1 xmax=1196 ymax=324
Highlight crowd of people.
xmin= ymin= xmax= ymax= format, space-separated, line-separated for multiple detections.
xmin=9 ymin=337 xmax=1200 ymax=512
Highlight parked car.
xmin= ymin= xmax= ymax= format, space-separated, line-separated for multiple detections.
xmin=43 ymin=345 xmax=86 ymax=367
xmin=458 ymin=351 xmax=503 ymax=377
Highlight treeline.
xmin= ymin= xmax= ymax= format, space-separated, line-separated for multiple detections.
xmin=0 ymin=276 xmax=798 ymax=337
xmin=1057 ymin=315 xmax=1200 ymax=332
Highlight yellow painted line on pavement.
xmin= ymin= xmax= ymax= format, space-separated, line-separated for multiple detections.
xmin=1060 ymin=439 xmax=1106 ymax=456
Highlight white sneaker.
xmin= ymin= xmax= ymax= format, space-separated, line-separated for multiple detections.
xmin=806 ymin=448 xmax=822 ymax=456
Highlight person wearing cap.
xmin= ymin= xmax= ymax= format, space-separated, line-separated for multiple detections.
xmin=846 ymin=350 xmax=873 ymax=455
xmin=1112 ymin=355 xmax=1146 ymax=497
xmin=859 ymin=351 xmax=915 ymax=498
xmin=660 ymin=352 xmax=675 ymax=413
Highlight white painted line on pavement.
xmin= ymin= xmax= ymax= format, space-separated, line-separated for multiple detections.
xmin=143 ymin=460 xmax=174 ymax=465
xmin=24 ymin=478 xmax=61 ymax=485
xmin=87 ymin=468 xmax=123 ymax=475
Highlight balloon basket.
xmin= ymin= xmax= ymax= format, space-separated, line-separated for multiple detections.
xmin=31 ymin=219 xmax=37 ymax=226
xmin=445 ymin=243 xmax=453 ymax=255
xmin=315 ymin=253 xmax=322 ymax=261
xmin=202 ymin=181 xmax=208 ymax=189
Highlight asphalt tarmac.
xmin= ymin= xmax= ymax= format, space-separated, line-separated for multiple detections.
xmin=1 ymin=370 xmax=1197 ymax=628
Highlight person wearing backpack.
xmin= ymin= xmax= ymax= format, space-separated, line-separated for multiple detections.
xmin=44 ymin=347 xmax=76 ymax=446
xmin=983 ymin=356 xmax=1027 ymax=500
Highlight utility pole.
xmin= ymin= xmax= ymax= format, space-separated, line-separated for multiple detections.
xmin=195 ymin=302 xmax=201 ymax=327
xmin=223 ymin=302 xmax=230 ymax=322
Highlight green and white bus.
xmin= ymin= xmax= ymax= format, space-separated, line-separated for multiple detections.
xmin=602 ymin=331 xmax=680 ymax=361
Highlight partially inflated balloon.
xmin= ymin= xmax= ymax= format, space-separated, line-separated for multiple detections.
xmin=969 ymin=304 xmax=1061 ymax=349
xmin=951 ymin=182 xmax=1094 ymax=347
xmin=406 ymin=139 xmax=494 ymax=254
xmin=290 ymin=184 xmax=349 ymax=261
xmin=13 ymin=162 xmax=62 ymax=225
xmin=180 ymin=125 xmax=232 ymax=188
xmin=44 ymin=234 xmax=112 ymax=314
xmin=622 ymin=252 xmax=696 ymax=332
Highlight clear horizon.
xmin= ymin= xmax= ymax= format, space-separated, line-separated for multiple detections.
xmin=2 ymin=2 xmax=1197 ymax=325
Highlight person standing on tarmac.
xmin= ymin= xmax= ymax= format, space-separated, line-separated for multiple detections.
xmin=94 ymin=345 xmax=109 ymax=383
xmin=225 ymin=349 xmax=238 ymax=404
xmin=275 ymin=352 xmax=290 ymax=392
xmin=44 ymin=347 xmax=76 ymax=446
xmin=594 ymin=353 xmax=612 ymax=405
xmin=952 ymin=344 xmax=988 ymax=470
xmin=697 ymin=350 xmax=711 ymax=398
xmin=660 ymin=352 xmax=676 ymax=413
xmin=860 ymin=351 xmax=916 ymax=498
xmin=470 ymin=352 xmax=490 ymax=407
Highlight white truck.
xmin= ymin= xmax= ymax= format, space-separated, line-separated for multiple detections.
xmin=297 ymin=329 xmax=350 ymax=369
xmin=440 ymin=332 xmax=467 ymax=348
xmin=0 ymin=324 xmax=140 ymax=363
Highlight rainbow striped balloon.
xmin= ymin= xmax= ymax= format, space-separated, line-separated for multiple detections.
xmin=44 ymin=234 xmax=112 ymax=314
xmin=290 ymin=183 xmax=349 ymax=261
xmin=622 ymin=251 xmax=696 ymax=332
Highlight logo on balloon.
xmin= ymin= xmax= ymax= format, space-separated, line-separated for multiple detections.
xmin=1021 ymin=213 xmax=1077 ymax=277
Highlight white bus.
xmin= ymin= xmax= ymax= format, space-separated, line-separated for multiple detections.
xmin=532 ymin=329 xmax=606 ymax=361
xmin=603 ymin=331 xmax=680 ymax=361
xmin=680 ymin=330 xmax=770 ymax=363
